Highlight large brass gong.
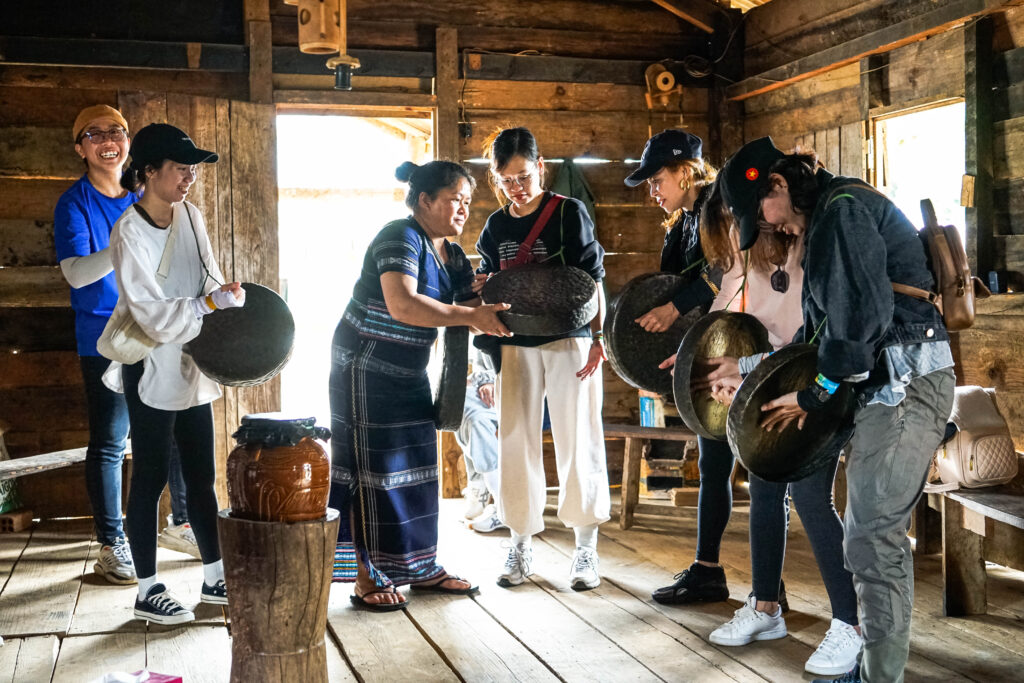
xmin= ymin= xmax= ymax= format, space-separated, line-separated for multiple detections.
xmin=673 ymin=311 xmax=772 ymax=440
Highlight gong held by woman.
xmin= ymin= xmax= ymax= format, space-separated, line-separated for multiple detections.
xmin=327 ymin=159 xmax=511 ymax=612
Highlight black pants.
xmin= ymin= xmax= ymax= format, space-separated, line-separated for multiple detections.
xmin=122 ymin=362 xmax=220 ymax=578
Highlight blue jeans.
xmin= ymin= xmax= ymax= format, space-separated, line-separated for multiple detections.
xmin=455 ymin=388 xmax=499 ymax=479
xmin=80 ymin=355 xmax=130 ymax=546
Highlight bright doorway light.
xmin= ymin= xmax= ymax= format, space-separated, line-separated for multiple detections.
xmin=276 ymin=114 xmax=432 ymax=426
xmin=873 ymin=101 xmax=966 ymax=240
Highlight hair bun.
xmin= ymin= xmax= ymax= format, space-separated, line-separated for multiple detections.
xmin=395 ymin=161 xmax=419 ymax=183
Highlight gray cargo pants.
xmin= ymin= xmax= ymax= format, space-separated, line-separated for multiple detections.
xmin=843 ymin=368 xmax=955 ymax=683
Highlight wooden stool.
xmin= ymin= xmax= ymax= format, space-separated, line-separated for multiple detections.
xmin=218 ymin=508 xmax=340 ymax=683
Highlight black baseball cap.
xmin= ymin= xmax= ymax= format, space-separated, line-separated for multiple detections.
xmin=719 ymin=137 xmax=785 ymax=251
xmin=624 ymin=129 xmax=703 ymax=187
xmin=129 ymin=123 xmax=218 ymax=169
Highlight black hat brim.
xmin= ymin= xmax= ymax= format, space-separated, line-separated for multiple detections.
xmin=624 ymin=158 xmax=665 ymax=187
xmin=169 ymin=149 xmax=219 ymax=165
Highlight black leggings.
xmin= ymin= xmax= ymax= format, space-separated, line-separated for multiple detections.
xmin=695 ymin=436 xmax=736 ymax=563
xmin=122 ymin=362 xmax=220 ymax=578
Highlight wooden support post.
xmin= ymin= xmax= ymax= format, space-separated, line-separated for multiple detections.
xmin=912 ymin=494 xmax=942 ymax=556
xmin=620 ymin=437 xmax=644 ymax=530
xmin=434 ymin=27 xmax=459 ymax=164
xmin=964 ymin=16 xmax=994 ymax=276
xmin=218 ymin=509 xmax=340 ymax=683
xmin=245 ymin=0 xmax=273 ymax=104
xmin=941 ymin=495 xmax=987 ymax=616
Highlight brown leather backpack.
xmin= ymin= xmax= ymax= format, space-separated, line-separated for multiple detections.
xmin=890 ymin=199 xmax=990 ymax=331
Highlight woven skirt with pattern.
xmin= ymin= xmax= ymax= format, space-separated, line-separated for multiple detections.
xmin=327 ymin=340 xmax=446 ymax=587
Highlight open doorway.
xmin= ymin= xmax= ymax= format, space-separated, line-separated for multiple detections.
xmin=872 ymin=100 xmax=966 ymax=238
xmin=276 ymin=113 xmax=433 ymax=425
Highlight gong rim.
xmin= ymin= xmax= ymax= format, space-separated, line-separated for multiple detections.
xmin=434 ymin=326 xmax=469 ymax=432
xmin=188 ymin=282 xmax=295 ymax=387
xmin=605 ymin=272 xmax=705 ymax=395
xmin=481 ymin=264 xmax=598 ymax=337
xmin=726 ymin=344 xmax=856 ymax=482
xmin=672 ymin=311 xmax=773 ymax=440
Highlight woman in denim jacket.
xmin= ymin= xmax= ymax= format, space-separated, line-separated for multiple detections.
xmin=718 ymin=137 xmax=955 ymax=683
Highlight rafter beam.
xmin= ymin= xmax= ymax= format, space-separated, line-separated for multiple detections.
xmin=648 ymin=0 xmax=717 ymax=34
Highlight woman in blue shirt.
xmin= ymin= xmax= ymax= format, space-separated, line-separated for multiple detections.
xmin=328 ymin=160 xmax=510 ymax=611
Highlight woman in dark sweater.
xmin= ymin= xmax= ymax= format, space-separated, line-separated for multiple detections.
xmin=475 ymin=127 xmax=610 ymax=592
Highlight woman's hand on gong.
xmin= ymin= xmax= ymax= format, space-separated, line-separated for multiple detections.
xmin=469 ymin=303 xmax=512 ymax=337
xmin=759 ymin=391 xmax=807 ymax=432
xmin=634 ymin=302 xmax=680 ymax=333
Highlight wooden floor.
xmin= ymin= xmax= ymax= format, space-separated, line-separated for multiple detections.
xmin=2 ymin=497 xmax=1024 ymax=682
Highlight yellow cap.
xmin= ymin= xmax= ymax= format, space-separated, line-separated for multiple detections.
xmin=73 ymin=105 xmax=129 ymax=142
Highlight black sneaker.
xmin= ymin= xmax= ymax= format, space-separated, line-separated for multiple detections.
xmin=746 ymin=578 xmax=791 ymax=613
xmin=200 ymin=579 xmax=228 ymax=605
xmin=134 ymin=583 xmax=195 ymax=625
xmin=651 ymin=562 xmax=729 ymax=605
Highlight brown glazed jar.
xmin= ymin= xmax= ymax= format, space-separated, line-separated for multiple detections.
xmin=227 ymin=414 xmax=331 ymax=522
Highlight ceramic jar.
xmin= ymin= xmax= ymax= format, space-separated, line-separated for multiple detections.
xmin=227 ymin=414 xmax=331 ymax=522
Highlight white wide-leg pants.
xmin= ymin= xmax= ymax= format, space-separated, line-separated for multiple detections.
xmin=495 ymin=338 xmax=611 ymax=537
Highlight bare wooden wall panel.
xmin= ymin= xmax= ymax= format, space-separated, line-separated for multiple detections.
xmin=462 ymin=82 xmax=707 ymax=115
xmin=0 ymin=86 xmax=118 ymax=127
xmin=0 ymin=179 xmax=72 ymax=221
xmin=886 ymin=28 xmax=966 ymax=105
xmin=0 ymin=219 xmax=55 ymax=267
xmin=0 ymin=126 xmax=82 ymax=179
xmin=0 ymin=65 xmax=248 ymax=100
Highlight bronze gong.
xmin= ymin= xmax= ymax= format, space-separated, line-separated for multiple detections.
xmin=480 ymin=263 xmax=598 ymax=337
xmin=188 ymin=282 xmax=295 ymax=387
xmin=434 ymin=326 xmax=469 ymax=432
xmin=673 ymin=311 xmax=773 ymax=440
xmin=605 ymin=273 xmax=705 ymax=395
xmin=726 ymin=344 xmax=856 ymax=482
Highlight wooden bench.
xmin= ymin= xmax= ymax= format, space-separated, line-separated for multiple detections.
xmin=604 ymin=423 xmax=697 ymax=529
xmin=913 ymin=467 xmax=1024 ymax=617
xmin=0 ymin=447 xmax=88 ymax=481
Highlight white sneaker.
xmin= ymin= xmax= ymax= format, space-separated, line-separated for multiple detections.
xmin=805 ymin=619 xmax=863 ymax=676
xmin=468 ymin=504 xmax=507 ymax=533
xmin=569 ymin=547 xmax=600 ymax=591
xmin=462 ymin=487 xmax=489 ymax=520
xmin=497 ymin=542 xmax=533 ymax=587
xmin=709 ymin=595 xmax=787 ymax=646
xmin=94 ymin=537 xmax=137 ymax=585
xmin=159 ymin=521 xmax=201 ymax=559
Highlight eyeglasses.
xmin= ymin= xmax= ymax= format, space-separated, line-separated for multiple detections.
xmin=495 ymin=171 xmax=535 ymax=189
xmin=80 ymin=128 xmax=127 ymax=144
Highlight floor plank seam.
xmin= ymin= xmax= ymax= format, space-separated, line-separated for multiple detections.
xmin=464 ymin=594 xmax=569 ymax=683
xmin=402 ymin=608 xmax=468 ymax=682
xmin=536 ymin=534 xmax=766 ymax=683
xmin=520 ymin=572 xmax=670 ymax=682
xmin=326 ymin=613 xmax=368 ymax=682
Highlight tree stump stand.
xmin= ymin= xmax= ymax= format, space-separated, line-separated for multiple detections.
xmin=218 ymin=508 xmax=340 ymax=683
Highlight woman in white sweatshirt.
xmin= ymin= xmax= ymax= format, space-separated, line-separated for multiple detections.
xmin=107 ymin=123 xmax=243 ymax=624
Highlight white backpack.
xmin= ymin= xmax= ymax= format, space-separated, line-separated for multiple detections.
xmin=925 ymin=386 xmax=1018 ymax=492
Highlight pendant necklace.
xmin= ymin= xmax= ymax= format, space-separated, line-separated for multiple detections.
xmin=771 ymin=264 xmax=789 ymax=293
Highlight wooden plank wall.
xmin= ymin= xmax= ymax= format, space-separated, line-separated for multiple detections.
xmin=0 ymin=68 xmax=248 ymax=515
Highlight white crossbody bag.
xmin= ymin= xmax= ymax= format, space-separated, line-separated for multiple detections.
xmin=96 ymin=209 xmax=179 ymax=364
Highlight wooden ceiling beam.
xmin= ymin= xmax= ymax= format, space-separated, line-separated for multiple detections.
xmin=648 ymin=0 xmax=719 ymax=34
xmin=727 ymin=0 xmax=1017 ymax=101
